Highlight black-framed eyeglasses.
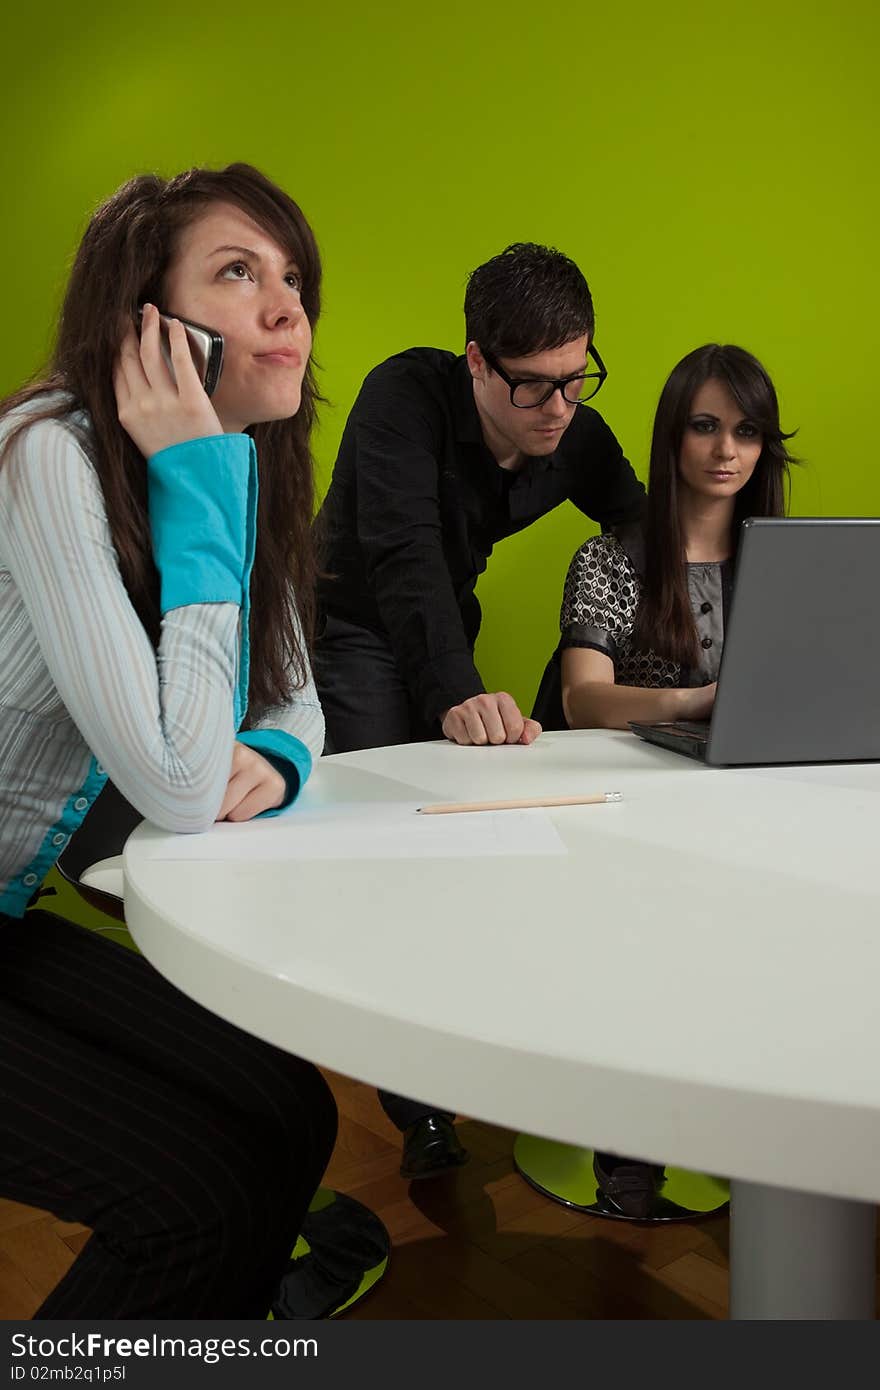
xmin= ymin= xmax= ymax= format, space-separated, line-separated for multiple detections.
xmin=483 ymin=344 xmax=608 ymax=408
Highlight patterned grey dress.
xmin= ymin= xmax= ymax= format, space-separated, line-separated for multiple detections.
xmin=559 ymin=528 xmax=731 ymax=688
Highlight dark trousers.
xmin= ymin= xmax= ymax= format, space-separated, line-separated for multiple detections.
xmin=315 ymin=614 xmax=441 ymax=754
xmin=315 ymin=614 xmax=454 ymax=1132
xmin=0 ymin=910 xmax=337 ymax=1318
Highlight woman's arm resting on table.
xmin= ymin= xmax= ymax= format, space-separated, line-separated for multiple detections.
xmin=243 ymin=599 xmax=325 ymax=763
xmin=561 ymin=648 xmax=716 ymax=730
xmin=1 ymin=421 xmax=250 ymax=832
xmin=230 ymin=602 xmax=323 ymax=816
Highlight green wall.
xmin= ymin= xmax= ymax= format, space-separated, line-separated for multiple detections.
xmin=4 ymin=1 xmax=878 ymax=709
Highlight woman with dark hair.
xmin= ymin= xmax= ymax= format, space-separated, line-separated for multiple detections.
xmin=558 ymin=343 xmax=796 ymax=1215
xmin=0 ymin=164 xmax=337 ymax=1314
xmin=561 ymin=343 xmax=796 ymax=732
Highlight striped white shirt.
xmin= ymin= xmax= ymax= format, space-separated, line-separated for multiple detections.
xmin=0 ymin=402 xmax=323 ymax=915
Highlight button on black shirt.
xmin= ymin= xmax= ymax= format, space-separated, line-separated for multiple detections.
xmin=315 ymin=347 xmax=646 ymax=725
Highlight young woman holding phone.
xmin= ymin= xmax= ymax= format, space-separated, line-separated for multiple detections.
xmin=559 ymin=342 xmax=796 ymax=1215
xmin=0 ymin=163 xmax=337 ymax=1315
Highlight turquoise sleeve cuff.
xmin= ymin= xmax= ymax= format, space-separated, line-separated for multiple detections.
xmin=236 ymin=729 xmax=313 ymax=816
xmin=147 ymin=434 xmax=259 ymax=614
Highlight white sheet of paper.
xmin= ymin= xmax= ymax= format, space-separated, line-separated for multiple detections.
xmin=135 ymin=801 xmax=567 ymax=862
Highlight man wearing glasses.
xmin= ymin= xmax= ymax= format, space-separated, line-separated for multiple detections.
xmin=313 ymin=244 xmax=646 ymax=1181
xmin=315 ymin=241 xmax=645 ymax=755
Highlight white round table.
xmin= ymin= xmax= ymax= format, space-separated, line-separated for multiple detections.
xmin=124 ymin=730 xmax=880 ymax=1319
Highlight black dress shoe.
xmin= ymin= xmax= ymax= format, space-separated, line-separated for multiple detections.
xmin=593 ymin=1152 xmax=665 ymax=1219
xmin=400 ymin=1115 xmax=470 ymax=1180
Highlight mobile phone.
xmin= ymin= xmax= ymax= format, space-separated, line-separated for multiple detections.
xmin=136 ymin=307 xmax=224 ymax=397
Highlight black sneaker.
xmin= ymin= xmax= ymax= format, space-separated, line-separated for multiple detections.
xmin=593 ymin=1152 xmax=665 ymax=1219
xmin=400 ymin=1115 xmax=469 ymax=1180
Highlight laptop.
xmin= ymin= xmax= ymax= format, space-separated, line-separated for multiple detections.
xmin=628 ymin=518 xmax=880 ymax=766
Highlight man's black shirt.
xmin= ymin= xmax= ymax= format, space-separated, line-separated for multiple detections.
xmin=315 ymin=347 xmax=646 ymax=726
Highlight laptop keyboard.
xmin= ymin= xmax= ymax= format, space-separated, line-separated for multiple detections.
xmin=670 ymin=720 xmax=710 ymax=738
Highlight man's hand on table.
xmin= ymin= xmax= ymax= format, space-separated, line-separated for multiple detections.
xmin=440 ymin=692 xmax=542 ymax=746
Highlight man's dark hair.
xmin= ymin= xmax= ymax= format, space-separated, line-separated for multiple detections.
xmin=464 ymin=242 xmax=595 ymax=359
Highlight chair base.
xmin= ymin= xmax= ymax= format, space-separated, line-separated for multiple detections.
xmin=270 ymin=1188 xmax=390 ymax=1319
xmin=514 ymin=1134 xmax=729 ymax=1223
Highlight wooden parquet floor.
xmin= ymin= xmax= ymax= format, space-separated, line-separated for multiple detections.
xmin=2 ymin=1068 xmax=878 ymax=1319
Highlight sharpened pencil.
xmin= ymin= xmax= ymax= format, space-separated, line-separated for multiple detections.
xmin=417 ymin=792 xmax=623 ymax=814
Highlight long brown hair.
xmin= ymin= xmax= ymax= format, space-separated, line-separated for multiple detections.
xmin=0 ymin=162 xmax=321 ymax=720
xmin=633 ymin=343 xmax=798 ymax=668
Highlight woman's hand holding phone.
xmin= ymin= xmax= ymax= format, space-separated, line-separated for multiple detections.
xmin=114 ymin=303 xmax=223 ymax=458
